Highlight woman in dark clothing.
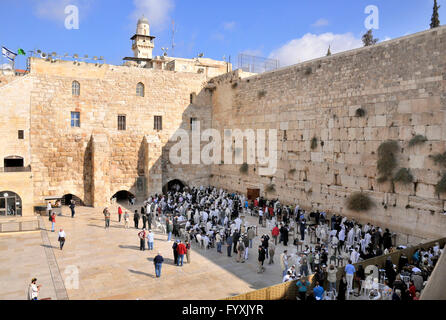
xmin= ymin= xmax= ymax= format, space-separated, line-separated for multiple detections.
xmin=355 ymin=265 xmax=366 ymax=295
xmin=337 ymin=275 xmax=347 ymax=301
xmin=385 ymin=257 xmax=396 ymax=287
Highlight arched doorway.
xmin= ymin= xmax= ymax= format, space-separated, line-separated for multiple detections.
xmin=164 ymin=179 xmax=186 ymax=193
xmin=62 ymin=194 xmax=84 ymax=206
xmin=0 ymin=191 xmax=22 ymax=216
xmin=111 ymin=190 xmax=135 ymax=204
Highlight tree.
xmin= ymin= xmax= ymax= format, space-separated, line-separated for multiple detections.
xmin=430 ymin=0 xmax=441 ymax=29
xmin=326 ymin=45 xmax=332 ymax=56
xmin=362 ymin=29 xmax=379 ymax=46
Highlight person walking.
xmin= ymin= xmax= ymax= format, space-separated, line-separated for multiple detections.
xmin=118 ymin=206 xmax=123 ymax=222
xmin=138 ymin=228 xmax=147 ymax=251
xmin=272 ymin=224 xmax=280 ymax=245
xmin=103 ymin=207 xmax=111 ymax=229
xmin=268 ymin=240 xmax=275 ymax=264
xmin=257 ymin=245 xmax=266 ymax=273
xmin=216 ymin=232 xmax=223 ymax=254
xmin=134 ymin=210 xmax=140 ymax=229
xmin=147 ymin=211 xmax=152 ymax=230
xmin=46 ymin=201 xmax=52 ymax=219
xmin=154 ymin=252 xmax=164 ymax=278
xmin=124 ymin=211 xmax=130 ymax=229
xmin=247 ymin=227 xmax=255 ymax=249
xmin=166 ymin=219 xmax=173 ymax=241
xmin=280 ymin=250 xmax=290 ymax=277
xmin=28 ymin=278 xmax=42 ymax=300
xmin=147 ymin=229 xmax=154 ymax=250
xmin=69 ymin=200 xmax=76 ymax=218
xmin=50 ymin=212 xmax=56 ymax=232
xmin=327 ymin=264 xmax=338 ymax=294
xmin=172 ymin=240 xmax=179 ymax=265
xmin=58 ymin=228 xmax=66 ymax=250
xmin=337 ymin=275 xmax=347 ymax=301
xmin=185 ymin=240 xmax=191 ymax=263
xmin=177 ymin=240 xmax=187 ymax=266
xmin=226 ymin=233 xmax=233 ymax=257
xmin=345 ymin=259 xmax=356 ymax=297
xmin=142 ymin=209 xmax=147 ymax=230
xmin=236 ymin=240 xmax=245 ymax=263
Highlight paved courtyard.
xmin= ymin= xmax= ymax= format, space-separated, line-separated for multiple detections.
xmin=0 ymin=203 xmax=290 ymax=300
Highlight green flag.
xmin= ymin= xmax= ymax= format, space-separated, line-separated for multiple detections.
xmin=17 ymin=48 xmax=26 ymax=55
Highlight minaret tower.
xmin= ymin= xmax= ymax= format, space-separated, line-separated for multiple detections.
xmin=131 ymin=16 xmax=155 ymax=59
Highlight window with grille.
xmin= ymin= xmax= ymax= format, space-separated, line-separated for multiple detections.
xmin=154 ymin=116 xmax=162 ymax=131
xmin=118 ymin=115 xmax=126 ymax=131
xmin=72 ymin=81 xmax=80 ymax=96
xmin=18 ymin=130 xmax=24 ymax=139
xmin=136 ymin=82 xmax=144 ymax=97
xmin=71 ymin=112 xmax=80 ymax=127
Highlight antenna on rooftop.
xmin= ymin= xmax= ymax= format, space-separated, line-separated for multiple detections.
xmin=171 ymin=19 xmax=177 ymax=57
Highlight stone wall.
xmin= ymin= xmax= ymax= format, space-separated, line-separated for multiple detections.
xmin=209 ymin=27 xmax=446 ymax=244
xmin=26 ymin=58 xmax=213 ymax=207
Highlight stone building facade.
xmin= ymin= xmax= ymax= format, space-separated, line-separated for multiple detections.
xmin=0 ymin=25 xmax=445 ymax=244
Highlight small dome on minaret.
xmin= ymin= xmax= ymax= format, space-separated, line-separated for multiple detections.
xmin=136 ymin=15 xmax=150 ymax=36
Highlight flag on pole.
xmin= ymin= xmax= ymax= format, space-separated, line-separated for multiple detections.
xmin=18 ymin=48 xmax=26 ymax=56
xmin=2 ymin=47 xmax=17 ymax=62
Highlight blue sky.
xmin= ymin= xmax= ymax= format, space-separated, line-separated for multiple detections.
xmin=1 ymin=0 xmax=444 ymax=70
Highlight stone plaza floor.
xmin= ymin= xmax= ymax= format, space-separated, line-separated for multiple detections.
xmin=0 ymin=203 xmax=291 ymax=300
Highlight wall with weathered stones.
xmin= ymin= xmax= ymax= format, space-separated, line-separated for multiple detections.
xmin=27 ymin=58 xmax=213 ymax=207
xmin=209 ymin=27 xmax=446 ymax=244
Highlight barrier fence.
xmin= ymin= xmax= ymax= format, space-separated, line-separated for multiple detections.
xmin=224 ymin=237 xmax=446 ymax=300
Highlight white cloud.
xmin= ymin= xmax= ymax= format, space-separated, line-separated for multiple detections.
xmin=132 ymin=0 xmax=175 ymax=30
xmin=240 ymin=49 xmax=264 ymax=57
xmin=311 ymin=18 xmax=329 ymax=27
xmin=1 ymin=63 xmax=13 ymax=70
xmin=223 ymin=21 xmax=236 ymax=31
xmin=382 ymin=36 xmax=392 ymax=42
xmin=269 ymin=32 xmax=363 ymax=66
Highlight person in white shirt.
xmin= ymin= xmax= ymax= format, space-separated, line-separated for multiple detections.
xmin=147 ymin=230 xmax=155 ymax=250
xmin=58 ymin=229 xmax=66 ymax=250
xmin=28 ymin=278 xmax=41 ymax=300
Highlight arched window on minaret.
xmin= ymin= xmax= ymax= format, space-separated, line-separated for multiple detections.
xmin=136 ymin=82 xmax=145 ymax=97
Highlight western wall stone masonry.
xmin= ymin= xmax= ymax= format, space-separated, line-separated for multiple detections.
xmin=209 ymin=26 xmax=446 ymax=245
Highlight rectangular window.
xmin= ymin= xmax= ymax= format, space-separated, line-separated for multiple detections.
xmin=190 ymin=117 xmax=198 ymax=130
xmin=154 ymin=116 xmax=162 ymax=131
xmin=118 ymin=115 xmax=126 ymax=131
xmin=18 ymin=130 xmax=24 ymax=139
xmin=71 ymin=112 xmax=80 ymax=127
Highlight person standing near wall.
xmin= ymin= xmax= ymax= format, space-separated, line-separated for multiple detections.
xmin=50 ymin=212 xmax=56 ymax=232
xmin=103 ymin=207 xmax=111 ymax=229
xmin=134 ymin=210 xmax=140 ymax=229
xmin=124 ymin=211 xmax=130 ymax=229
xmin=70 ymin=200 xmax=76 ymax=218
xmin=118 ymin=206 xmax=123 ymax=222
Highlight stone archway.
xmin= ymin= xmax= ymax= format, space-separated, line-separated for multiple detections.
xmin=0 ymin=191 xmax=22 ymax=216
xmin=62 ymin=194 xmax=85 ymax=206
xmin=163 ymin=179 xmax=186 ymax=194
xmin=111 ymin=190 xmax=136 ymax=203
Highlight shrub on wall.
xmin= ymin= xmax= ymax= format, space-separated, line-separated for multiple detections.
xmin=408 ymin=135 xmax=427 ymax=147
xmin=346 ymin=192 xmax=374 ymax=212
xmin=393 ymin=168 xmax=414 ymax=184
xmin=304 ymin=66 xmax=312 ymax=75
xmin=239 ymin=163 xmax=249 ymax=174
xmin=258 ymin=90 xmax=267 ymax=99
xmin=377 ymin=140 xmax=399 ymax=182
xmin=435 ymin=173 xmax=446 ymax=195
xmin=430 ymin=152 xmax=446 ymax=168
xmin=289 ymin=168 xmax=296 ymax=175
xmin=311 ymin=136 xmax=318 ymax=150
xmin=265 ymin=184 xmax=276 ymax=193
xmin=355 ymin=108 xmax=366 ymax=117
xmin=231 ymin=82 xmax=238 ymax=89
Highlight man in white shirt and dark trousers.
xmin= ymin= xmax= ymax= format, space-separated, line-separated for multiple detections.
xmin=58 ymin=229 xmax=66 ymax=250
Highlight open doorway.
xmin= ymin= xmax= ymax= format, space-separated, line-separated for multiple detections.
xmin=111 ymin=190 xmax=136 ymax=205
xmin=62 ymin=194 xmax=84 ymax=206
xmin=247 ymin=188 xmax=260 ymax=201
xmin=164 ymin=179 xmax=186 ymax=193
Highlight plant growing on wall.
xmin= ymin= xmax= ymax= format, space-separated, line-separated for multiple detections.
xmin=430 ymin=152 xmax=446 ymax=168
xmin=289 ymin=168 xmax=296 ymax=175
xmin=435 ymin=173 xmax=446 ymax=195
xmin=377 ymin=140 xmax=399 ymax=183
xmin=355 ymin=108 xmax=366 ymax=117
xmin=239 ymin=162 xmax=249 ymax=174
xmin=304 ymin=67 xmax=312 ymax=75
xmin=393 ymin=168 xmax=414 ymax=184
xmin=231 ymin=82 xmax=238 ymax=89
xmin=258 ymin=90 xmax=267 ymax=99
xmin=346 ymin=192 xmax=374 ymax=211
xmin=311 ymin=136 xmax=318 ymax=150
xmin=265 ymin=184 xmax=276 ymax=193
xmin=408 ymin=135 xmax=427 ymax=147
